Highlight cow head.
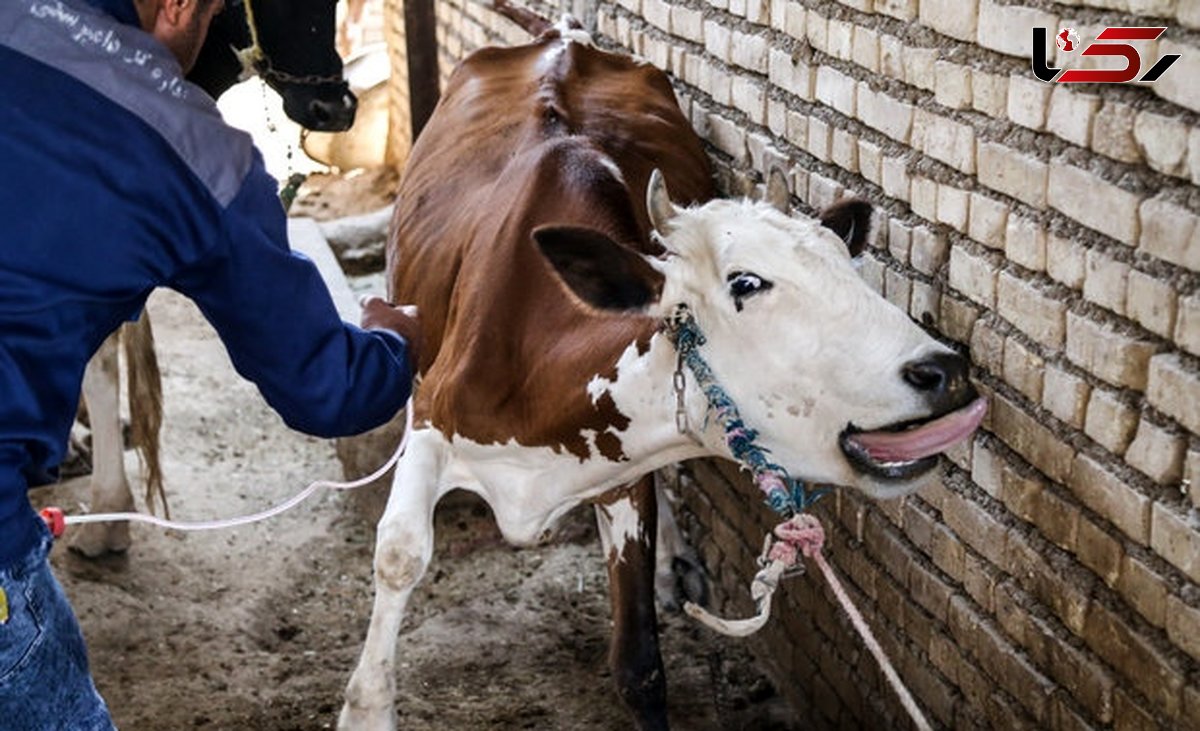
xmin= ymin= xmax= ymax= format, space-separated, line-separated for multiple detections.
xmin=189 ymin=0 xmax=356 ymax=131
xmin=536 ymin=171 xmax=985 ymax=499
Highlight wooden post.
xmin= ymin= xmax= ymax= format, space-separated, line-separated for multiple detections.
xmin=404 ymin=0 xmax=439 ymax=141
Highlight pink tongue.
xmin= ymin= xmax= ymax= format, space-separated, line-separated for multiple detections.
xmin=848 ymin=397 xmax=988 ymax=462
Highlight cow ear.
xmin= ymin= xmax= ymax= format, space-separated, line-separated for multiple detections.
xmin=819 ymin=198 xmax=872 ymax=257
xmin=647 ymin=169 xmax=679 ymax=234
xmin=534 ymin=226 xmax=664 ymax=311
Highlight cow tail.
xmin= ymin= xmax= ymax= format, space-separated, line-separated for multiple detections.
xmin=123 ymin=313 xmax=169 ymax=519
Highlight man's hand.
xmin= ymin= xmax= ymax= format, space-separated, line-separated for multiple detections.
xmin=360 ymin=296 xmax=421 ymax=371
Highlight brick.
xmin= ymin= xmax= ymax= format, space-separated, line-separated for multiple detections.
xmin=902 ymin=45 xmax=938 ymax=91
xmin=1076 ymin=517 xmax=1121 ymax=587
xmin=1033 ymin=485 xmax=1080 ymax=551
xmin=807 ymin=171 xmax=842 ymax=212
xmin=703 ymin=20 xmax=730 ymax=62
xmin=944 ymin=491 xmax=1009 ymax=567
xmin=1147 ymin=354 xmax=1200 ymax=434
xmin=825 ymin=16 xmax=853 ymax=60
xmin=858 ymin=139 xmax=882 ymax=186
xmin=1048 ymin=640 xmax=1116 ymax=725
xmin=1191 ymin=128 xmax=1200 ymax=186
xmin=1154 ymin=39 xmax=1200 ymax=115
xmin=876 ymin=0 xmax=916 ymax=21
xmin=884 ymin=268 xmax=912 ymax=311
xmin=1139 ymin=195 xmax=1200 ymax=271
xmin=1004 ymin=215 xmax=1046 ymax=271
xmin=887 ymin=219 xmax=912 ymax=263
xmin=671 ymin=5 xmax=704 ymax=42
xmin=1046 ymin=87 xmax=1100 ymax=148
xmin=1048 ymin=162 xmax=1141 ymax=246
xmin=1046 ymin=233 xmax=1087 ymax=288
xmin=977 ymin=0 xmax=1057 ymax=58
xmin=1118 ymin=552 xmax=1169 ymax=629
xmin=744 ymin=0 xmax=769 ymax=25
xmin=806 ymin=117 xmax=830 ymax=162
xmin=934 ymin=60 xmax=971 ymax=110
xmin=1126 ymin=419 xmax=1185 ymax=485
xmin=707 ymin=113 xmax=747 ymax=162
xmin=940 ymin=295 xmax=978 ymax=344
xmin=972 ymin=441 xmax=1003 ymax=497
xmin=857 ymin=85 xmax=914 ymax=144
xmin=977 ymin=141 xmax=1048 ymax=209
xmin=854 ymin=24 xmax=883 ymax=73
xmin=829 ymin=127 xmax=858 ymax=174
xmin=1000 ymin=465 xmax=1043 ymax=523
xmin=1084 ymin=387 xmax=1138 ymax=455
xmin=1043 ymin=365 xmax=1090 ymax=430
xmin=1003 ymin=337 xmax=1045 ymax=403
xmin=1005 ymin=529 xmax=1092 ymax=635
xmin=768 ymin=48 xmax=813 ymax=100
xmin=859 ymin=253 xmax=884 ymax=294
xmin=881 ymin=154 xmax=910 ymax=202
xmin=804 ymin=8 xmax=826 ymax=49
xmin=1187 ymin=449 xmax=1200 ymax=510
xmin=1007 ymin=75 xmax=1051 ymax=131
xmin=971 ymin=70 xmax=1008 ymax=118
xmin=1134 ymin=110 xmax=1189 ymax=178
xmin=642 ymin=0 xmax=671 ymax=30
xmin=920 ymin=0 xmax=978 ymax=41
xmin=907 ymin=227 xmax=946 ymax=277
xmin=1084 ymin=602 xmax=1185 ymax=718
xmin=814 ymin=66 xmax=855 ymax=117
xmin=1112 ymin=689 xmax=1161 ymax=731
xmin=1173 ymin=293 xmax=1200 ymax=357
xmin=1082 ymin=250 xmax=1130 ymax=316
xmin=1066 ymin=312 xmax=1157 ymax=390
xmin=731 ymin=77 xmax=766 ymax=123
xmin=1072 ymin=452 xmax=1151 ymax=544
xmin=936 ymin=184 xmax=969 ymax=233
xmin=1151 ymin=502 xmax=1200 ymax=583
xmin=972 ymin=319 xmax=1005 ymax=381
xmin=910 ymin=175 xmax=938 ymax=222
xmin=1126 ymin=269 xmax=1177 ymax=340
xmin=913 ymin=109 xmax=975 ymax=174
xmin=968 ymin=193 xmax=1008 ymax=249
xmin=997 ymin=272 xmax=1067 ymax=348
xmin=994 ymin=393 xmax=1075 ymax=484
xmin=1092 ymin=100 xmax=1141 ymax=165
xmin=1165 ymin=594 xmax=1200 ymax=663
xmin=950 ymin=245 xmax=999 ymax=308
xmin=730 ymin=31 xmax=768 ymax=73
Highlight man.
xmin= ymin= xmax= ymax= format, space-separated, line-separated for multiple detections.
xmin=0 ymin=0 xmax=419 ymax=728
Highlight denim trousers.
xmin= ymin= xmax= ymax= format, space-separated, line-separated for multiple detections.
xmin=0 ymin=522 xmax=116 ymax=730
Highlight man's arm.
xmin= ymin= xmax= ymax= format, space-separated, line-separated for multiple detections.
xmin=169 ymin=165 xmax=414 ymax=438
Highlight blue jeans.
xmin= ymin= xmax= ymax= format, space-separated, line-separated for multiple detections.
xmin=0 ymin=522 xmax=115 ymax=730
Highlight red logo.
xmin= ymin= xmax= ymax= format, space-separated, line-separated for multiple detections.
xmin=1032 ymin=27 xmax=1181 ymax=83
xmin=1056 ymin=28 xmax=1079 ymax=52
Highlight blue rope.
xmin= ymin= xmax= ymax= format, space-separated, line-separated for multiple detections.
xmin=665 ymin=307 xmax=828 ymax=517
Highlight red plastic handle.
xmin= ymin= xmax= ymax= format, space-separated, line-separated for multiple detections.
xmin=40 ymin=507 xmax=66 ymax=538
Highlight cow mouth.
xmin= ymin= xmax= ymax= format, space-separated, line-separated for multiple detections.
xmin=838 ymin=397 xmax=988 ymax=480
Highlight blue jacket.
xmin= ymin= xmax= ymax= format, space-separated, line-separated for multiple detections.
xmin=0 ymin=0 xmax=413 ymax=567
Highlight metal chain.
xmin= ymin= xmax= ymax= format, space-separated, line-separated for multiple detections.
xmin=258 ymin=64 xmax=346 ymax=87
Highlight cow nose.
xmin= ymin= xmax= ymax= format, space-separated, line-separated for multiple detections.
xmin=307 ymin=94 xmax=357 ymax=132
xmin=902 ymin=352 xmax=972 ymax=412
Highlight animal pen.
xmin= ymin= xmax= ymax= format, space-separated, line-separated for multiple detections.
xmin=371 ymin=0 xmax=1200 ymax=729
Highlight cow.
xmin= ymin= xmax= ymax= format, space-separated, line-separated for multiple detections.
xmin=70 ymin=0 xmax=357 ymax=557
xmin=339 ymin=7 xmax=985 ymax=730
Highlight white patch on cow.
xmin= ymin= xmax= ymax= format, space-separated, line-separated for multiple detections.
xmin=554 ymin=15 xmax=593 ymax=46
xmin=596 ymin=496 xmax=644 ymax=564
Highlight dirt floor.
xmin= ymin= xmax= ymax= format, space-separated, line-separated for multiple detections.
xmin=27 ymin=170 xmax=798 ymax=730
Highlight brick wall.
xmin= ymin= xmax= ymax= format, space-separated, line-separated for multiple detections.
xmin=394 ymin=1 xmax=1200 ymax=728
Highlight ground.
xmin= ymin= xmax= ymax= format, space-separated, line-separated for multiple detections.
xmin=27 ymin=171 xmax=797 ymax=730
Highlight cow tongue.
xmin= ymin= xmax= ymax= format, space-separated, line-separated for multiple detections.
xmin=847 ymin=397 xmax=988 ymax=462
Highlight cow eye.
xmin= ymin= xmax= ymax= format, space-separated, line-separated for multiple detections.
xmin=727 ymin=271 xmax=773 ymax=311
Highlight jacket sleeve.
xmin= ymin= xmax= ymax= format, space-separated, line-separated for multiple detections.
xmin=169 ymin=163 xmax=412 ymax=438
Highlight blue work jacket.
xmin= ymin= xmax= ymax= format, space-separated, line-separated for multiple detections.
xmin=0 ymin=0 xmax=412 ymax=567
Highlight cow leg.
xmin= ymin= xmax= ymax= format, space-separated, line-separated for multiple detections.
xmin=654 ymin=478 xmax=708 ymax=612
xmin=595 ymin=475 xmax=668 ymax=731
xmin=340 ymin=428 xmax=443 ymax=731
xmin=70 ymin=332 xmax=134 ymax=556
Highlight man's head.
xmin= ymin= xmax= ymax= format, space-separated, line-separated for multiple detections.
xmin=135 ymin=0 xmax=225 ymax=73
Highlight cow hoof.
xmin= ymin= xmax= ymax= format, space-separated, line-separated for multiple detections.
xmin=656 ymin=554 xmax=708 ymax=613
xmin=337 ymin=703 xmax=396 ymax=731
xmin=68 ymin=521 xmax=131 ymax=558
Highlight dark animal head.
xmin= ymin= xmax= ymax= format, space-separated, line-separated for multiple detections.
xmin=188 ymin=0 xmax=357 ymax=132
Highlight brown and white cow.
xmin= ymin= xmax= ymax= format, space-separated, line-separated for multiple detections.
xmin=340 ymin=11 xmax=984 ymax=730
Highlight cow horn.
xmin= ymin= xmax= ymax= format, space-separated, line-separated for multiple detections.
xmin=647 ymin=169 xmax=678 ymax=234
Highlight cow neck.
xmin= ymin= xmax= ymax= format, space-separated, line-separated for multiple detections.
xmin=663 ymin=304 xmax=828 ymax=518
xmin=233 ymin=0 xmax=343 ymax=86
